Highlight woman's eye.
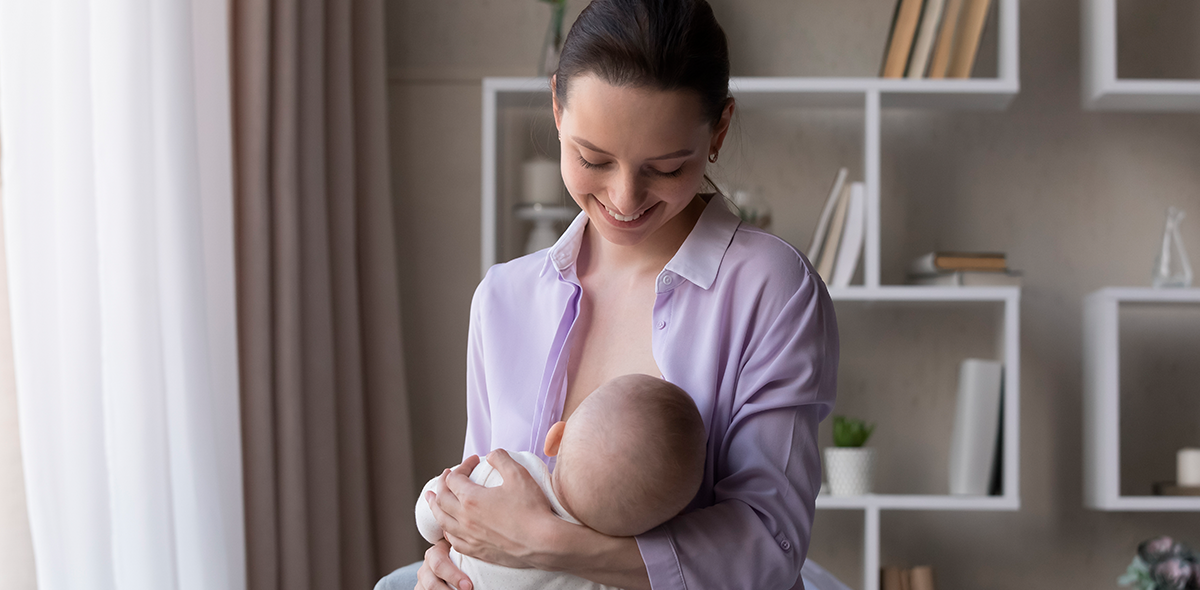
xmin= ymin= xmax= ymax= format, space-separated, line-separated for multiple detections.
xmin=653 ymin=166 xmax=684 ymax=178
xmin=577 ymin=156 xmax=605 ymax=170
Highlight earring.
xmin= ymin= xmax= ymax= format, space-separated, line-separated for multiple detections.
xmin=708 ymin=151 xmax=719 ymax=163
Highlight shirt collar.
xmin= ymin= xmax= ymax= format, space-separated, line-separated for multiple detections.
xmin=662 ymin=195 xmax=741 ymax=290
xmin=542 ymin=209 xmax=590 ymax=279
xmin=541 ymin=195 xmax=741 ymax=290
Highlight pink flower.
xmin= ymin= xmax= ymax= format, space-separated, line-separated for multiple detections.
xmin=1153 ymin=558 xmax=1193 ymax=590
xmin=1141 ymin=536 xmax=1181 ymax=563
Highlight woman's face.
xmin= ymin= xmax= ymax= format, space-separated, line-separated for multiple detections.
xmin=554 ymin=74 xmax=731 ymax=248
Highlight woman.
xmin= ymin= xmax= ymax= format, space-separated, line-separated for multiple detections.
xmin=382 ymin=1 xmax=837 ymax=588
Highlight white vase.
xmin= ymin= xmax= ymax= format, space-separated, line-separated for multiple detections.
xmin=824 ymin=447 xmax=875 ymax=496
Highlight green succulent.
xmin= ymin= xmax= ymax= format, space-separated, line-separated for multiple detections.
xmin=832 ymin=415 xmax=875 ymax=448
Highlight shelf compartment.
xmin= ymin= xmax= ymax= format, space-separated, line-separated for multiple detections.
xmin=830 ymin=294 xmax=1020 ymax=505
xmin=1083 ymin=287 xmax=1200 ymax=511
xmin=1081 ymin=0 xmax=1200 ymax=111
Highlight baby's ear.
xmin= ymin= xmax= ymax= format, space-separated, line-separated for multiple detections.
xmin=544 ymin=421 xmax=566 ymax=457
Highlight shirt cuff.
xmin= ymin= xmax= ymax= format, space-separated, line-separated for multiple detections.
xmin=635 ymin=524 xmax=686 ymax=590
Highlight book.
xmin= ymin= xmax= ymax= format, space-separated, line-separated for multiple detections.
xmin=948 ymin=359 xmax=1004 ymax=495
xmin=946 ymin=0 xmax=993 ymax=78
xmin=807 ymin=167 xmax=849 ymax=263
xmin=907 ymin=270 xmax=1022 ymax=287
xmin=906 ymin=0 xmax=946 ymax=78
xmin=926 ymin=0 xmax=964 ymax=78
xmin=883 ymin=567 xmax=936 ymax=590
xmin=816 ymin=182 xmax=852 ymax=281
xmin=881 ymin=567 xmax=906 ymax=590
xmin=1152 ymin=482 xmax=1200 ymax=496
xmin=831 ymin=182 xmax=866 ymax=288
xmin=909 ymin=251 xmax=1006 ymax=274
xmin=910 ymin=566 xmax=936 ymax=590
xmin=880 ymin=0 xmax=927 ymax=78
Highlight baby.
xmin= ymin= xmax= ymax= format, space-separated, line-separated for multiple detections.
xmin=415 ymin=374 xmax=707 ymax=590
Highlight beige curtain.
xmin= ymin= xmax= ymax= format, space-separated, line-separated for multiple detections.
xmin=232 ymin=1 xmax=417 ymax=589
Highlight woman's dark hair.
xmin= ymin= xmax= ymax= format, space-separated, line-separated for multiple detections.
xmin=553 ymin=0 xmax=731 ymax=128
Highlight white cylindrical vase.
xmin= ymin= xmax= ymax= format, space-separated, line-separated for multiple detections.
xmin=522 ymin=158 xmax=563 ymax=205
xmin=824 ymin=447 xmax=875 ymax=496
xmin=1178 ymin=448 xmax=1200 ymax=487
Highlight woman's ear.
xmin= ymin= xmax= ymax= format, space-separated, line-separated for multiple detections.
xmin=709 ymin=97 xmax=735 ymax=155
xmin=551 ymin=75 xmax=562 ymax=131
xmin=544 ymin=421 xmax=566 ymax=457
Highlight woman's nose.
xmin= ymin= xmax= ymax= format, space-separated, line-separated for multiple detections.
xmin=608 ymin=169 xmax=644 ymax=214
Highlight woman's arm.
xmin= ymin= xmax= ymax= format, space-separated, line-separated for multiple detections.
xmin=634 ymin=272 xmax=838 ymax=590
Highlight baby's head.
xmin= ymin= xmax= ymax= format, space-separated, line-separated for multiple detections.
xmin=543 ymin=374 xmax=706 ymax=537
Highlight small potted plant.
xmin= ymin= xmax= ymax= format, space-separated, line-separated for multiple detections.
xmin=1119 ymin=536 xmax=1200 ymax=590
xmin=824 ymin=416 xmax=876 ymax=496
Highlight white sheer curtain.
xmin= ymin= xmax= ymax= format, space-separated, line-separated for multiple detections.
xmin=0 ymin=2 xmax=245 ymax=590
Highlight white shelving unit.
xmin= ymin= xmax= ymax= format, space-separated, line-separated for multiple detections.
xmin=480 ymin=3 xmax=1019 ymax=587
xmin=1083 ymin=287 xmax=1200 ymax=511
xmin=1081 ymin=0 xmax=1200 ymax=111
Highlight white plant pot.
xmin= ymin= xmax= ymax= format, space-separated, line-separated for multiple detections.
xmin=824 ymin=447 xmax=875 ymax=496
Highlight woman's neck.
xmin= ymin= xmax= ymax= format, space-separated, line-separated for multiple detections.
xmin=578 ymin=195 xmax=707 ymax=279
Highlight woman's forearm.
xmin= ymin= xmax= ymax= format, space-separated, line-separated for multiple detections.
xmin=535 ymin=519 xmax=651 ymax=590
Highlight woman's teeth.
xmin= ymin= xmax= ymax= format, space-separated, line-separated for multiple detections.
xmin=605 ymin=206 xmax=642 ymax=222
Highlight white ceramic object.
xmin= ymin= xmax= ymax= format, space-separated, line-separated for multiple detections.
xmin=521 ymin=158 xmax=563 ymax=205
xmin=824 ymin=447 xmax=875 ymax=496
xmin=1178 ymin=448 xmax=1200 ymax=487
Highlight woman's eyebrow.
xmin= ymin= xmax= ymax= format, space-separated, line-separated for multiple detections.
xmin=571 ymin=136 xmax=694 ymax=160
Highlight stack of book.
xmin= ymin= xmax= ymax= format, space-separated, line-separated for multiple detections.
xmin=806 ymin=168 xmax=866 ymax=288
xmin=879 ymin=0 xmax=995 ymax=79
xmin=906 ymin=251 xmax=1021 ymax=287
xmin=881 ymin=565 xmax=937 ymax=590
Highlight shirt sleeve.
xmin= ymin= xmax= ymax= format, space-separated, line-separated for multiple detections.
xmin=463 ymin=274 xmax=493 ymax=461
xmin=636 ymin=271 xmax=838 ymax=590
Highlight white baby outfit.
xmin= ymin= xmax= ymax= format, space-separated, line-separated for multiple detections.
xmin=415 ymin=451 xmax=620 ymax=590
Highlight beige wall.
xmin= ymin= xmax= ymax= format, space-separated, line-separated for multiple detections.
xmin=385 ymin=0 xmax=1200 ymax=586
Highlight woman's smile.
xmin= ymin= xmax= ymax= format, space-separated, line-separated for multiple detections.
xmin=600 ymin=200 xmax=659 ymax=226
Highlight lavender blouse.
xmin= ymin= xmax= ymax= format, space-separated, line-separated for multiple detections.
xmin=463 ymin=196 xmax=838 ymax=590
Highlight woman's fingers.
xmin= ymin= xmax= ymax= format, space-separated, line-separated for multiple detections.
xmin=454 ymin=454 xmax=480 ymax=478
xmin=481 ymin=449 xmax=533 ymax=488
xmin=427 ymin=487 xmax=462 ymax=534
xmin=433 ymin=469 xmax=466 ymax=518
xmin=419 ymin=540 xmax=472 ymax=590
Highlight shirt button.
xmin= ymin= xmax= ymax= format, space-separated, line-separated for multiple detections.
xmin=780 ymin=540 xmax=791 ymax=551
xmin=662 ymin=274 xmax=673 ymax=285
xmin=656 ymin=320 xmax=666 ymax=330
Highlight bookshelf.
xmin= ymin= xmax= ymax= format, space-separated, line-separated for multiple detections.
xmin=1083 ymin=287 xmax=1200 ymax=511
xmin=1081 ymin=0 xmax=1200 ymax=111
xmin=480 ymin=2 xmax=1019 ymax=587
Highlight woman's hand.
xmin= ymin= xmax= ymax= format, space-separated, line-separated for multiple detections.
xmin=427 ymin=449 xmax=651 ymax=589
xmin=416 ymin=539 xmax=471 ymax=590
xmin=428 ymin=449 xmax=561 ymax=570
